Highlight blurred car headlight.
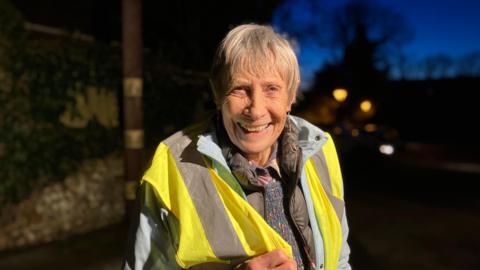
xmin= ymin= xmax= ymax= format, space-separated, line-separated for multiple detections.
xmin=379 ymin=144 xmax=395 ymax=155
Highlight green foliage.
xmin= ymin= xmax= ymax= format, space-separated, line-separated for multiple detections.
xmin=0 ymin=0 xmax=121 ymax=208
xmin=0 ymin=0 xmax=214 ymax=210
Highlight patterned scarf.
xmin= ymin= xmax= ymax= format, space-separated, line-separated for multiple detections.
xmin=216 ymin=114 xmax=302 ymax=191
xmin=216 ymin=114 xmax=305 ymax=269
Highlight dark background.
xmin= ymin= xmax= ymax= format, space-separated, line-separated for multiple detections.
xmin=1 ymin=0 xmax=479 ymax=269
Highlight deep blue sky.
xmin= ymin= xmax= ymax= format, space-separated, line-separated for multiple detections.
xmin=380 ymin=0 xmax=480 ymax=57
xmin=273 ymin=0 xmax=480 ymax=88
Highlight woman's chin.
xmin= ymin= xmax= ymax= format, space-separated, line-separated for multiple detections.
xmin=232 ymin=124 xmax=278 ymax=158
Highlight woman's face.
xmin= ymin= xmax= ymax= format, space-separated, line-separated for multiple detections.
xmin=221 ymin=70 xmax=292 ymax=164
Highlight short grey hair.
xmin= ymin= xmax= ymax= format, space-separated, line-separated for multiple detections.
xmin=210 ymin=23 xmax=300 ymax=106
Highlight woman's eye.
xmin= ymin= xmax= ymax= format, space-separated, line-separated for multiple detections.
xmin=230 ymin=87 xmax=248 ymax=96
xmin=266 ymin=85 xmax=280 ymax=93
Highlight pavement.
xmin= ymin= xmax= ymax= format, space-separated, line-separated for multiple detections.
xmin=0 ymin=223 xmax=127 ymax=270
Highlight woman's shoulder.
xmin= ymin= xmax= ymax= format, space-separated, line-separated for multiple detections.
xmin=161 ymin=118 xmax=211 ymax=150
xmin=144 ymin=120 xmax=211 ymax=181
xmin=289 ymin=115 xmax=329 ymax=143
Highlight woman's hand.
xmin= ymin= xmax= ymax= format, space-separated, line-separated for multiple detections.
xmin=237 ymin=249 xmax=297 ymax=270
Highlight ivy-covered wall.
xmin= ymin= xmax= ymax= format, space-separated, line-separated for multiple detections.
xmin=0 ymin=0 xmax=121 ymax=209
xmin=0 ymin=0 xmax=213 ymax=211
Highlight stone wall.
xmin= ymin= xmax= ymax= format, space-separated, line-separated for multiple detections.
xmin=0 ymin=152 xmax=125 ymax=251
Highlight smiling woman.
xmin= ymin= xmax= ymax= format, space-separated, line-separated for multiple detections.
xmin=124 ymin=24 xmax=352 ymax=270
xmin=221 ymin=71 xmax=291 ymax=166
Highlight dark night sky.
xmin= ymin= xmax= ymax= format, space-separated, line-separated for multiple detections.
xmin=379 ymin=0 xmax=480 ymax=58
xmin=273 ymin=0 xmax=480 ymax=88
xmin=9 ymin=0 xmax=480 ymax=87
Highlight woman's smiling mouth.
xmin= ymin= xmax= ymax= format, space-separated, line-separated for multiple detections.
xmin=237 ymin=122 xmax=271 ymax=133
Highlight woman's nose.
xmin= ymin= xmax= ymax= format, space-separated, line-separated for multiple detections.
xmin=245 ymin=90 xmax=267 ymax=120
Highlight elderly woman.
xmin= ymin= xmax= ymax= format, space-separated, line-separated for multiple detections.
xmin=124 ymin=24 xmax=351 ymax=270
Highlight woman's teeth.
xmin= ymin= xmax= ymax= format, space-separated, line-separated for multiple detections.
xmin=239 ymin=123 xmax=269 ymax=132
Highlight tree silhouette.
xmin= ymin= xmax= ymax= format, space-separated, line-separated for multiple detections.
xmin=329 ymin=0 xmax=412 ymax=67
xmin=315 ymin=2 xmax=411 ymax=95
xmin=421 ymin=53 xmax=454 ymax=79
xmin=456 ymin=51 xmax=480 ymax=77
xmin=302 ymin=0 xmax=413 ymax=126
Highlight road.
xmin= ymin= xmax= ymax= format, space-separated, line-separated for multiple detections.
xmin=343 ymin=145 xmax=480 ymax=270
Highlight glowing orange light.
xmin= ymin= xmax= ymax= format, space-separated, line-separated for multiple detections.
xmin=332 ymin=88 xmax=348 ymax=102
xmin=360 ymin=100 xmax=373 ymax=112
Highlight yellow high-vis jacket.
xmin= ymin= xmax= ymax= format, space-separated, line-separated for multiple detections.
xmin=123 ymin=116 xmax=351 ymax=270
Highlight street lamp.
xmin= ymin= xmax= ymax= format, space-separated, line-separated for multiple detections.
xmin=332 ymin=88 xmax=348 ymax=103
xmin=360 ymin=99 xmax=373 ymax=112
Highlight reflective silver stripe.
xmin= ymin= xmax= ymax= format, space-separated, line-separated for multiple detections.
xmin=327 ymin=194 xmax=344 ymax=221
xmin=310 ymin=151 xmax=332 ymax=194
xmin=310 ymin=152 xmax=344 ymax=220
xmin=164 ymin=133 xmax=248 ymax=259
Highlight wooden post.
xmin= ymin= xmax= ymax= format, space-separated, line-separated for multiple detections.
xmin=122 ymin=0 xmax=143 ymax=221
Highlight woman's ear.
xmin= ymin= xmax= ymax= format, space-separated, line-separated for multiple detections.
xmin=287 ymin=96 xmax=295 ymax=113
xmin=288 ymin=81 xmax=300 ymax=109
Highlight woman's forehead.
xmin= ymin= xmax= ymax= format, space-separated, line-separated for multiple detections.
xmin=230 ymin=69 xmax=284 ymax=83
xmin=230 ymin=59 xmax=286 ymax=82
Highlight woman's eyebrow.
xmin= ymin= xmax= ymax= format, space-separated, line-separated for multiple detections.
xmin=262 ymin=80 xmax=282 ymax=86
xmin=230 ymin=80 xmax=250 ymax=86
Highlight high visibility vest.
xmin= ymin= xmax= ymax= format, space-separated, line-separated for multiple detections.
xmin=143 ymin=132 xmax=344 ymax=270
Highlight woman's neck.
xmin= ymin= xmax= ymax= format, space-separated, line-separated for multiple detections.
xmin=246 ymin=147 xmax=273 ymax=167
